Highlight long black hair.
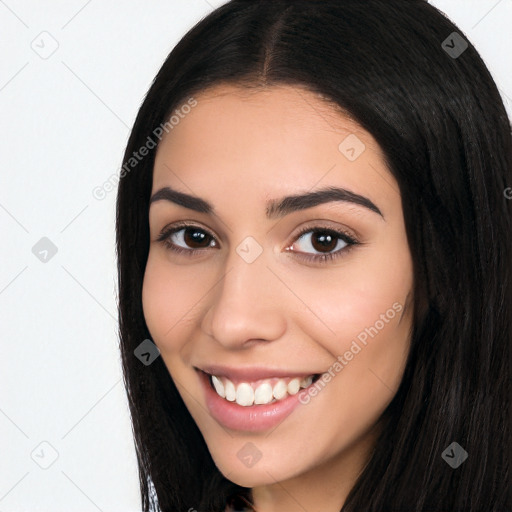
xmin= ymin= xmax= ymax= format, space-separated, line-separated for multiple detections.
xmin=115 ymin=1 xmax=512 ymax=510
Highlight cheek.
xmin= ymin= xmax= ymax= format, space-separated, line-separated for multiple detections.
xmin=297 ymin=266 xmax=411 ymax=355
xmin=141 ymin=252 xmax=197 ymax=351
xmin=289 ymin=242 xmax=413 ymax=397
xmin=305 ymin=290 xmax=411 ymax=443
xmin=333 ymin=310 xmax=411 ymax=438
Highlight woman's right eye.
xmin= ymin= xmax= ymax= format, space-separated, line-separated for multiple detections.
xmin=157 ymin=225 xmax=218 ymax=256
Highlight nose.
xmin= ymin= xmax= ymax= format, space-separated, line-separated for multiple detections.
xmin=201 ymin=246 xmax=287 ymax=350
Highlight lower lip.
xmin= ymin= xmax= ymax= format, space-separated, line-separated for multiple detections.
xmin=198 ymin=370 xmax=308 ymax=432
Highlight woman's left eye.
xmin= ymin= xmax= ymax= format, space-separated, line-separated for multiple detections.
xmin=156 ymin=224 xmax=359 ymax=264
xmin=286 ymin=226 xmax=359 ymax=263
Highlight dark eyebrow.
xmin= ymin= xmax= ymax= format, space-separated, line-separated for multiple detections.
xmin=266 ymin=186 xmax=383 ymax=219
xmin=149 ymin=185 xmax=384 ymax=219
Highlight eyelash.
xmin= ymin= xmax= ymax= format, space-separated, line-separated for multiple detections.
xmin=156 ymin=222 xmax=359 ymax=265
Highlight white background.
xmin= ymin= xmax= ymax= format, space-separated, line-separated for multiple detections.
xmin=1 ymin=1 xmax=510 ymax=510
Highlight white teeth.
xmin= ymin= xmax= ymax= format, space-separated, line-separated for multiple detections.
xmin=235 ymin=383 xmax=254 ymax=406
xmin=211 ymin=375 xmax=225 ymax=398
xmin=254 ymin=382 xmax=273 ymax=404
xmin=224 ymin=379 xmax=236 ymax=401
xmin=210 ymin=374 xmax=316 ymax=406
xmin=273 ymin=380 xmax=288 ymax=400
xmin=287 ymin=378 xmax=300 ymax=395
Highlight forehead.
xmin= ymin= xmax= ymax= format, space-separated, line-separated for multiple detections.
xmin=152 ymin=83 xmax=398 ymax=212
xmin=158 ymin=82 xmax=376 ymax=150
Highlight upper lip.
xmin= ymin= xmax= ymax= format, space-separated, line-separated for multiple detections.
xmin=196 ymin=364 xmax=320 ymax=382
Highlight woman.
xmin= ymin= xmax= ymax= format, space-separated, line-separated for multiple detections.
xmin=115 ymin=1 xmax=512 ymax=510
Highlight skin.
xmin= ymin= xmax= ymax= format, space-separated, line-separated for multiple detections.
xmin=142 ymin=83 xmax=414 ymax=512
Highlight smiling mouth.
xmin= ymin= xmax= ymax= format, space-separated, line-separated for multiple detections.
xmin=205 ymin=371 xmax=322 ymax=407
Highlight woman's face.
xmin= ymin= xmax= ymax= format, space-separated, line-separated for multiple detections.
xmin=142 ymin=84 xmax=414 ymax=500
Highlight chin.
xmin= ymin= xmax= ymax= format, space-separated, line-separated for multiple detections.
xmin=219 ymin=464 xmax=285 ymax=488
xmin=209 ymin=448 xmax=304 ymax=488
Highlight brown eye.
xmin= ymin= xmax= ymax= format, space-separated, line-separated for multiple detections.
xmin=157 ymin=225 xmax=218 ymax=253
xmin=286 ymin=226 xmax=359 ymax=265
xmin=309 ymin=231 xmax=341 ymax=253
xmin=293 ymin=228 xmax=350 ymax=254
xmin=181 ymin=227 xmax=214 ymax=249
